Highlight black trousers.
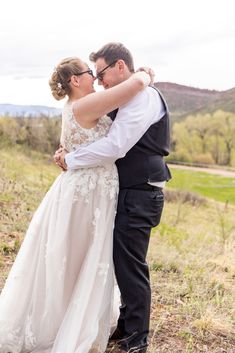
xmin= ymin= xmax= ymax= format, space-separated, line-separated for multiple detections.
xmin=113 ymin=183 xmax=164 ymax=350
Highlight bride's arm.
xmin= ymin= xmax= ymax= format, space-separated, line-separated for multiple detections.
xmin=72 ymin=72 xmax=150 ymax=124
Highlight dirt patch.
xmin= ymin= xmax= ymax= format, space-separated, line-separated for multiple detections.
xmin=169 ymin=164 xmax=235 ymax=178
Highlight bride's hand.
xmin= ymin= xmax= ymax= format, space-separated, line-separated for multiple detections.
xmin=54 ymin=145 xmax=63 ymax=156
xmin=54 ymin=146 xmax=63 ymax=164
xmin=54 ymin=146 xmax=68 ymax=171
xmin=136 ymin=67 xmax=155 ymax=86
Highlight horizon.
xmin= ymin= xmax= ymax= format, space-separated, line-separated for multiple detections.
xmin=1 ymin=80 xmax=234 ymax=109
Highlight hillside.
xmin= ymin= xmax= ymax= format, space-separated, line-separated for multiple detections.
xmin=1 ymin=83 xmax=234 ymax=122
xmin=203 ymin=87 xmax=235 ymax=113
xmin=155 ymin=82 xmax=235 ymax=122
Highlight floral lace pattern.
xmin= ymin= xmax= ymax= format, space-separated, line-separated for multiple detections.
xmin=0 ymin=324 xmax=22 ymax=353
xmin=0 ymin=317 xmax=36 ymax=353
xmin=60 ymin=104 xmax=113 ymax=152
xmin=60 ymin=104 xmax=118 ymax=203
xmin=24 ymin=315 xmax=37 ymax=350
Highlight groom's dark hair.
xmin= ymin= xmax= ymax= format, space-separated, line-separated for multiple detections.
xmin=89 ymin=42 xmax=135 ymax=73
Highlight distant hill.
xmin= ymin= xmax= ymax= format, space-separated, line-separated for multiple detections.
xmin=0 ymin=104 xmax=61 ymax=118
xmin=154 ymin=82 xmax=235 ymax=122
xmin=1 ymin=82 xmax=235 ymax=121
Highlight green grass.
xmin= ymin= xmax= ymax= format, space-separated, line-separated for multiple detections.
xmin=167 ymin=168 xmax=235 ymax=205
xmin=0 ymin=146 xmax=59 ymax=236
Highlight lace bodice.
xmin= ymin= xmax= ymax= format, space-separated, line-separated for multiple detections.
xmin=60 ymin=104 xmax=112 ymax=152
xmin=59 ymin=103 xmax=118 ymax=204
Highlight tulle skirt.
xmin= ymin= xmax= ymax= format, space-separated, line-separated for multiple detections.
xmin=0 ymin=165 xmax=119 ymax=353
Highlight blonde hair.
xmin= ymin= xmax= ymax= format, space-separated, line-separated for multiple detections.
xmin=49 ymin=57 xmax=84 ymax=100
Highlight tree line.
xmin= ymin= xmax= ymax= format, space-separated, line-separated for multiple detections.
xmin=1 ymin=109 xmax=235 ymax=167
xmin=0 ymin=115 xmax=61 ymax=154
xmin=168 ymin=110 xmax=235 ymax=167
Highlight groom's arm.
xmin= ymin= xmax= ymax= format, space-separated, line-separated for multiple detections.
xmin=65 ymin=88 xmax=165 ymax=169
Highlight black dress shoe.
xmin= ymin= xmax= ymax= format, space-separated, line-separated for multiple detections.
xmin=109 ymin=329 xmax=148 ymax=353
xmin=111 ymin=346 xmax=148 ymax=353
xmin=119 ymin=342 xmax=148 ymax=353
xmin=109 ymin=327 xmax=126 ymax=342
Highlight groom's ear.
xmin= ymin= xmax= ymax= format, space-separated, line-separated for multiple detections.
xmin=117 ymin=59 xmax=125 ymax=73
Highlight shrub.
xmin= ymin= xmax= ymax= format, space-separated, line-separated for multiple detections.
xmin=193 ymin=153 xmax=215 ymax=165
xmin=166 ymin=149 xmax=193 ymax=163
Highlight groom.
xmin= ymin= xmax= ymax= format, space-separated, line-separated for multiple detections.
xmin=55 ymin=42 xmax=171 ymax=353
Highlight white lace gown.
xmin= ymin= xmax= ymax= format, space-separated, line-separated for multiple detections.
xmin=0 ymin=104 xmax=119 ymax=353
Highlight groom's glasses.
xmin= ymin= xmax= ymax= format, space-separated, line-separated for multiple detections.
xmin=96 ymin=60 xmax=118 ymax=81
xmin=67 ymin=69 xmax=94 ymax=83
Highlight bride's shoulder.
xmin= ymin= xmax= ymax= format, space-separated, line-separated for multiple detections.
xmin=62 ymin=102 xmax=74 ymax=119
xmin=63 ymin=102 xmax=73 ymax=112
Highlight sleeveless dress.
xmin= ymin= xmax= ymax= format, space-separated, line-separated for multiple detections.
xmin=0 ymin=104 xmax=119 ymax=353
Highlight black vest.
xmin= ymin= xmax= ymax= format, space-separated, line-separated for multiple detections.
xmin=108 ymin=87 xmax=172 ymax=189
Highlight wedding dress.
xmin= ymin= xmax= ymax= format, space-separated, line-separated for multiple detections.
xmin=0 ymin=104 xmax=119 ymax=353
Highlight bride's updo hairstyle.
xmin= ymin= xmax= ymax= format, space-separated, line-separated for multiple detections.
xmin=49 ymin=57 xmax=84 ymax=100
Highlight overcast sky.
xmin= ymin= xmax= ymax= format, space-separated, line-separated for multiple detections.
xmin=1 ymin=0 xmax=235 ymax=107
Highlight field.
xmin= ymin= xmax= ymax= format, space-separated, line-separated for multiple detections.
xmin=0 ymin=147 xmax=235 ymax=353
xmin=168 ymin=167 xmax=235 ymax=206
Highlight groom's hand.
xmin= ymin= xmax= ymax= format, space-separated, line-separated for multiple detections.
xmin=54 ymin=147 xmax=68 ymax=171
xmin=137 ymin=66 xmax=155 ymax=85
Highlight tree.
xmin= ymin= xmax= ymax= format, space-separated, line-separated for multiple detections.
xmin=170 ymin=110 xmax=235 ymax=166
xmin=210 ymin=111 xmax=235 ymax=166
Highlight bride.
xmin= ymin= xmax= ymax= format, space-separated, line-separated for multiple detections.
xmin=0 ymin=57 xmax=150 ymax=353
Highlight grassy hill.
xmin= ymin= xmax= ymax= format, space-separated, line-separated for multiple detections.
xmin=0 ymin=147 xmax=235 ymax=353
xmin=155 ymin=82 xmax=235 ymax=122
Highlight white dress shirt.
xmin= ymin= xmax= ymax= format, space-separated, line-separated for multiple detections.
xmin=65 ymin=86 xmax=166 ymax=186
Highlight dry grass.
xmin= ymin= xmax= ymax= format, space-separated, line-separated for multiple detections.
xmin=147 ymin=197 xmax=235 ymax=352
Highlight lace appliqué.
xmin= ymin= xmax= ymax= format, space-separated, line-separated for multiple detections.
xmin=71 ymin=165 xmax=118 ymax=203
xmin=60 ymin=104 xmax=112 ymax=152
xmin=0 ymin=316 xmax=37 ymax=353
xmin=24 ymin=314 xmax=37 ymax=350
xmin=98 ymin=263 xmax=110 ymax=286
xmin=60 ymin=105 xmax=119 ymax=203
xmin=0 ymin=325 xmax=22 ymax=353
